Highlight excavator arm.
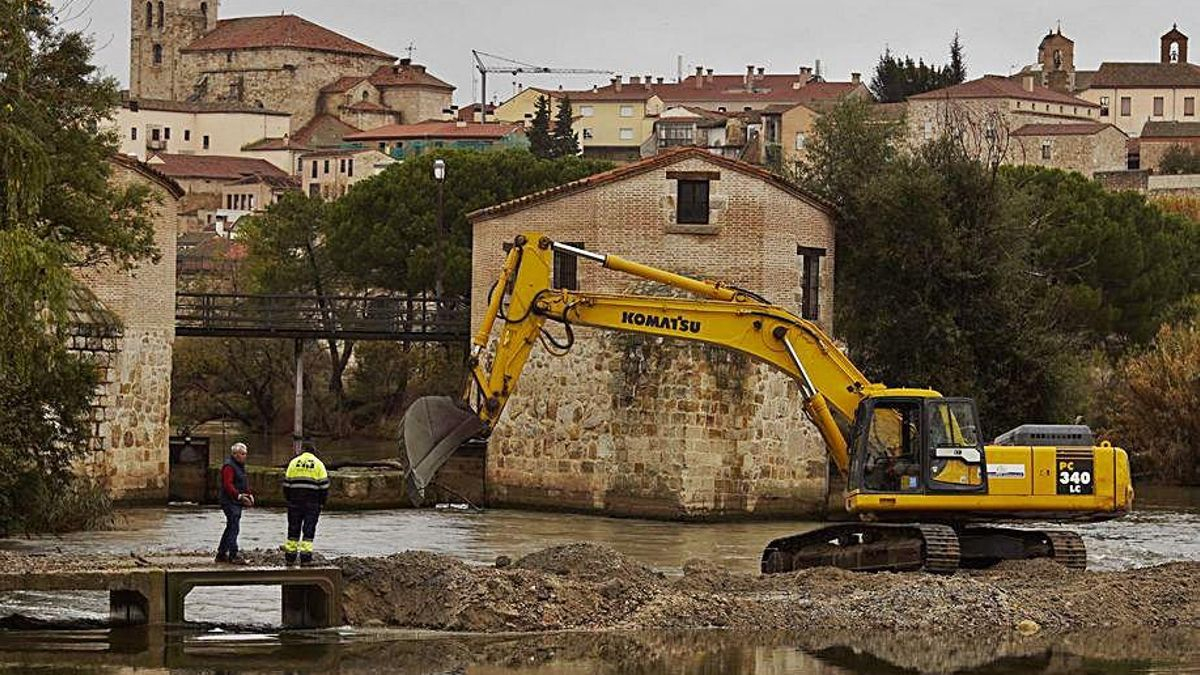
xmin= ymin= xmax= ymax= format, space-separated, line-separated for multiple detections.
xmin=402 ymin=233 xmax=878 ymax=501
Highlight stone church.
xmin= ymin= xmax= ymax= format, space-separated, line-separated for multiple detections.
xmin=129 ymin=1 xmax=454 ymax=132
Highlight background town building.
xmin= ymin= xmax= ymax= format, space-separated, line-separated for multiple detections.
xmin=298 ymin=148 xmax=395 ymax=199
xmin=1137 ymin=121 xmax=1200 ymax=171
xmin=113 ymin=97 xmax=292 ymax=167
xmin=1009 ymin=123 xmax=1129 ymax=176
xmin=145 ymin=153 xmax=291 ymax=230
xmin=468 ymin=147 xmax=836 ymax=518
xmin=344 ymin=120 xmax=528 ymax=159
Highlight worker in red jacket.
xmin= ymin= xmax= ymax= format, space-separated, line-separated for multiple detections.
xmin=216 ymin=442 xmax=254 ymax=564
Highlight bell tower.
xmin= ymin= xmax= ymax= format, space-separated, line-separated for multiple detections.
xmin=130 ymin=1 xmax=219 ymax=100
xmin=1161 ymin=25 xmax=1188 ymax=64
xmin=1036 ymin=27 xmax=1076 ymax=93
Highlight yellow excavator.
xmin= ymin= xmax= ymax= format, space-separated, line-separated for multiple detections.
xmin=402 ymin=233 xmax=1133 ymax=573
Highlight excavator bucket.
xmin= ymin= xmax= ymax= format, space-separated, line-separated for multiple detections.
xmin=400 ymin=396 xmax=485 ymax=506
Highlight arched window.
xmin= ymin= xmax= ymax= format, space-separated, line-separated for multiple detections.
xmin=156 ymin=1 xmax=164 ymax=28
xmin=1053 ymin=49 xmax=1062 ymax=70
xmin=153 ymin=44 xmax=163 ymax=65
xmin=200 ymin=2 xmax=208 ymax=18
xmin=1170 ymin=42 xmax=1181 ymax=63
xmin=145 ymin=2 xmax=153 ymax=28
xmin=362 ymin=90 xmax=370 ymax=101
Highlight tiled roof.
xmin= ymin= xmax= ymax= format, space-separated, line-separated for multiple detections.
xmin=109 ymin=154 xmax=184 ymax=198
xmin=1012 ymin=122 xmax=1117 ymax=136
xmin=457 ymin=103 xmax=496 ymax=120
xmin=242 ymin=136 xmax=306 ymax=151
xmin=538 ymin=86 xmax=659 ymax=102
xmin=122 ymin=97 xmax=290 ymax=116
xmin=321 ymin=76 xmax=368 ymax=94
xmin=346 ymin=121 xmax=524 ymax=141
xmin=551 ymin=75 xmax=865 ymax=105
xmin=146 ymin=153 xmax=289 ymax=181
xmin=1090 ymin=62 xmax=1200 ymax=88
xmin=299 ymin=147 xmax=391 ymax=159
xmin=367 ymin=63 xmax=454 ymax=91
xmin=181 ymin=15 xmax=393 ymax=59
xmin=909 ymin=75 xmax=1099 ymax=107
xmin=468 ymin=146 xmax=831 ymax=222
xmin=228 ymin=173 xmax=301 ymax=190
xmin=1140 ymin=121 xmax=1200 ymax=138
xmin=293 ymin=114 xmax=362 ymax=148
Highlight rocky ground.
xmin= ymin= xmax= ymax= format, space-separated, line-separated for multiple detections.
xmin=1 ymin=543 xmax=1197 ymax=637
xmin=335 ymin=542 xmax=1200 ymax=635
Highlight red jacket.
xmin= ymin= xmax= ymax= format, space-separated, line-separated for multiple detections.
xmin=221 ymin=464 xmax=250 ymax=501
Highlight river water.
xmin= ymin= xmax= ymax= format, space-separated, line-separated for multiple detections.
xmin=0 ymin=486 xmax=1197 ymax=674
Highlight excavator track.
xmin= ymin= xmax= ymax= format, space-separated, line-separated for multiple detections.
xmin=761 ymin=523 xmax=961 ymax=574
xmin=1043 ymin=530 xmax=1088 ymax=570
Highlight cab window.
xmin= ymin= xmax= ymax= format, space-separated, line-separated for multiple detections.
xmin=927 ymin=400 xmax=984 ymax=488
xmin=862 ymin=401 xmax=923 ymax=492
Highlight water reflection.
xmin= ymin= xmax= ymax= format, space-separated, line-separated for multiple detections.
xmin=0 ymin=626 xmax=1196 ymax=674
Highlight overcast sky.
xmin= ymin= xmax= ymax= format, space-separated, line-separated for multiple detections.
xmin=58 ymin=0 xmax=1192 ymax=105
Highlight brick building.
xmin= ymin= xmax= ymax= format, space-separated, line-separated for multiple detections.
xmin=129 ymin=2 xmax=453 ymax=134
xmin=72 ymin=156 xmax=183 ymax=501
xmin=468 ymin=147 xmax=836 ymax=519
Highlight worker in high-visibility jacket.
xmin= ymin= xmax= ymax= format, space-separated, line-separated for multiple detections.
xmin=281 ymin=443 xmax=331 ymax=566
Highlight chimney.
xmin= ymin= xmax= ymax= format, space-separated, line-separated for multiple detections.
xmin=656 ymin=76 xmax=664 ymax=84
xmin=745 ymin=64 xmax=754 ymax=91
xmin=645 ymin=74 xmax=652 ymax=89
xmin=695 ymin=65 xmax=704 ymax=88
xmin=756 ymin=66 xmax=765 ymax=79
xmin=613 ymin=76 xmax=622 ymax=92
xmin=1022 ymin=74 xmax=1035 ymax=92
xmin=705 ymin=68 xmax=714 ymax=83
xmin=851 ymin=72 xmax=861 ymax=84
xmin=796 ymin=66 xmax=812 ymax=88
xmin=630 ymin=75 xmax=641 ymax=85
xmin=399 ymin=57 xmax=412 ymax=66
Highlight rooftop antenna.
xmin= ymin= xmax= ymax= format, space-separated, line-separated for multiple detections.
xmin=405 ymin=42 xmax=416 ymax=60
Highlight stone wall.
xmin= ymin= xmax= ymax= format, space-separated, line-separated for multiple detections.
xmin=1010 ymin=127 xmax=1127 ymax=176
xmin=180 ymin=49 xmax=394 ymax=131
xmin=380 ymin=86 xmax=452 ymax=124
xmin=1140 ymin=138 xmax=1200 ymax=172
xmin=72 ymin=158 xmax=181 ymax=502
xmin=470 ymin=152 xmax=836 ymax=519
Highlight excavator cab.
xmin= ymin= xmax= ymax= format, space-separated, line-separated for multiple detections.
xmin=849 ymin=395 xmax=986 ymax=496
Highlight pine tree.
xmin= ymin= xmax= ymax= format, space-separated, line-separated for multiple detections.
xmin=947 ymin=32 xmax=967 ymax=85
xmin=528 ymin=95 xmax=554 ymax=159
xmin=552 ymin=96 xmax=580 ymax=158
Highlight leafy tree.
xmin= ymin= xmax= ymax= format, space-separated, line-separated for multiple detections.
xmin=552 ymin=95 xmax=580 ymax=158
xmin=1006 ymin=166 xmax=1200 ymax=346
xmin=869 ymin=35 xmax=968 ymax=103
xmin=328 ymin=149 xmax=613 ymax=294
xmin=1158 ymin=144 xmax=1200 ymax=175
xmin=528 ymin=94 xmax=555 ymax=159
xmin=0 ymin=0 xmax=156 ymax=533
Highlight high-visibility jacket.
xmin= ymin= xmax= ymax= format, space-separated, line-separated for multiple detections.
xmin=283 ymin=452 xmax=330 ymax=505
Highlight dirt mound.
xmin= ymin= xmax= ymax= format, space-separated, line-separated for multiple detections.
xmin=333 ymin=545 xmax=1200 ymax=634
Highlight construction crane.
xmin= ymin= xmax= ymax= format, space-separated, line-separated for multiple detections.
xmin=472 ymin=50 xmax=612 ymax=123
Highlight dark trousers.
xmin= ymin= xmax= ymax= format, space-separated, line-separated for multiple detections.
xmin=285 ymin=501 xmax=322 ymax=562
xmin=218 ymin=502 xmax=242 ymax=558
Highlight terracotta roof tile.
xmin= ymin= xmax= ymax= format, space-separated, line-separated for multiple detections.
xmin=344 ymin=100 xmax=391 ymax=112
xmin=182 ymin=15 xmax=393 ymax=59
xmin=1012 ymin=122 xmax=1118 ymax=136
xmin=467 ymin=146 xmax=831 ymax=222
xmin=122 ymin=97 xmax=289 ymax=116
xmin=242 ymin=136 xmax=306 ymax=151
xmin=1140 ymin=121 xmax=1200 ymax=138
xmin=549 ymin=75 xmax=865 ymax=105
xmin=292 ymin=114 xmax=362 ymax=148
xmin=346 ymin=121 xmax=524 ymax=141
xmin=109 ymin=154 xmax=184 ymax=198
xmin=910 ymin=75 xmax=1098 ymax=107
xmin=1090 ymin=62 xmax=1200 ymax=88
xmin=368 ymin=63 xmax=454 ymax=91
xmin=146 ymin=153 xmax=289 ymax=181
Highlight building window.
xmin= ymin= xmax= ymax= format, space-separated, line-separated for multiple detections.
xmin=619 ymin=127 xmax=634 ymax=141
xmin=184 ymin=129 xmax=191 ymax=141
xmin=150 ymin=127 xmax=161 ymax=141
xmin=202 ymin=135 xmax=210 ymax=149
xmin=152 ymin=43 xmax=163 ymax=65
xmin=1187 ymin=97 xmax=1196 ymax=117
xmin=145 ymin=2 xmax=153 ymax=29
xmin=659 ymin=124 xmax=694 ymax=147
xmin=200 ymin=2 xmax=207 ymax=18
xmin=339 ymin=159 xmax=346 ymax=173
xmin=619 ymin=105 xmax=634 ymax=117
xmin=163 ymin=127 xmax=170 ymax=140
xmin=324 ymin=160 xmax=330 ymax=174
xmin=1100 ymin=96 xmax=1110 ymax=116
xmin=156 ymin=1 xmax=163 ymax=28
xmin=1120 ymin=97 xmax=1132 ymax=116
xmin=309 ymin=184 xmax=320 ymax=198
xmin=1153 ymin=96 xmax=1165 ymax=117
xmin=1041 ymin=140 xmax=1052 ymax=160
xmin=794 ymin=132 xmax=806 ymax=150
xmin=378 ymin=142 xmax=387 ymax=152
xmin=580 ymin=105 xmax=594 ymax=117
xmin=226 ymin=52 xmax=234 ymax=64
xmin=676 ymin=179 xmax=709 ymax=225
xmin=798 ymin=246 xmax=825 ymax=321
xmin=582 ymin=128 xmax=594 ymax=140
xmin=131 ymin=127 xmax=138 ymax=140
xmin=348 ymin=159 xmax=354 ymax=177
xmin=362 ymin=90 xmax=370 ymax=101
xmin=553 ymin=242 xmax=582 ymax=290
xmin=310 ymin=161 xmax=317 ymax=179
xmin=1016 ymin=101 xmax=1021 ymax=109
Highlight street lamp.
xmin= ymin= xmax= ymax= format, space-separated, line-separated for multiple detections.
xmin=433 ymin=158 xmax=447 ymax=301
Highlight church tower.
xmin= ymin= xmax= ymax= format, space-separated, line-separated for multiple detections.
xmin=129 ymin=1 xmax=219 ymax=100
xmin=1036 ymin=27 xmax=1076 ymax=93
xmin=1161 ymin=25 xmax=1189 ymax=64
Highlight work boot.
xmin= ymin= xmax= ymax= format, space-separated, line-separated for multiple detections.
xmin=299 ymin=557 xmax=314 ymax=567
xmin=284 ymin=554 xmax=298 ymax=567
xmin=214 ymin=553 xmax=228 ymax=563
xmin=226 ymin=555 xmax=249 ymax=566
